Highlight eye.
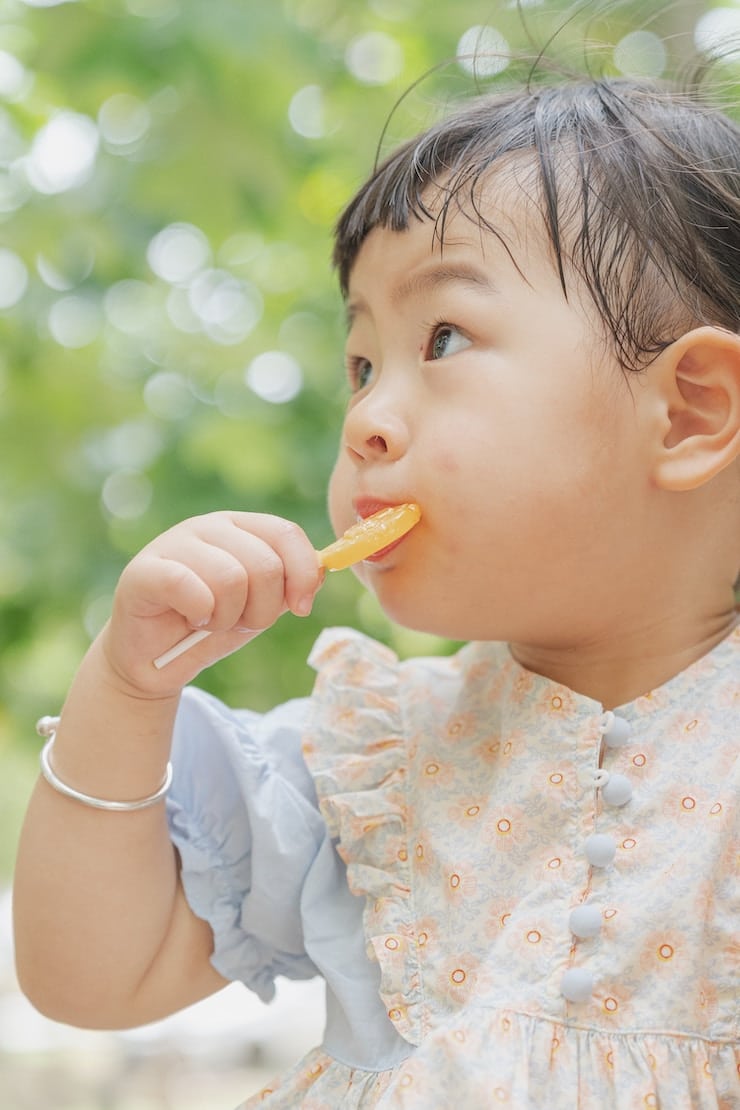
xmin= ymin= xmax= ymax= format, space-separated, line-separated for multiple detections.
xmin=429 ymin=323 xmax=472 ymax=360
xmin=346 ymin=356 xmax=375 ymax=392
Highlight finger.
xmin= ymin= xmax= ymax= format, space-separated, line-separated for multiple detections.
xmin=154 ymin=534 xmax=255 ymax=632
xmin=219 ymin=513 xmax=323 ymax=616
xmin=152 ymin=517 xmax=307 ymax=631
xmin=119 ymin=551 xmax=216 ymax=629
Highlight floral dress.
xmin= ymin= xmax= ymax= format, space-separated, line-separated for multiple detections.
xmin=167 ymin=624 xmax=739 ymax=1109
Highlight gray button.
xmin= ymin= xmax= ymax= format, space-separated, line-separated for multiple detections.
xmin=569 ymin=904 xmax=602 ymax=938
xmin=585 ymin=833 xmax=617 ymax=867
xmin=603 ymin=713 xmax=632 ymax=748
xmin=602 ymin=773 xmax=633 ymax=807
xmin=561 ymin=967 xmax=594 ymax=1002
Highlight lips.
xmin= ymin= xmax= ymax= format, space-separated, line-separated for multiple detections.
xmin=353 ymin=496 xmax=407 ymax=520
xmin=351 ymin=497 xmax=418 ymax=563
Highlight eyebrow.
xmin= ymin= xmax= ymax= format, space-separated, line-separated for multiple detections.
xmin=346 ymin=262 xmax=498 ymax=328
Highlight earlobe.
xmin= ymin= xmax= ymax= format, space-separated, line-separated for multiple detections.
xmin=651 ymin=326 xmax=740 ymax=492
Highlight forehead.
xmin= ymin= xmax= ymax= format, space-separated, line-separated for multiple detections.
xmin=345 ymin=178 xmax=563 ymax=312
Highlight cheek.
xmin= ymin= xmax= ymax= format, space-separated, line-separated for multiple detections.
xmin=436 ymin=448 xmax=463 ymax=475
xmin=327 ymin=457 xmax=350 ymax=535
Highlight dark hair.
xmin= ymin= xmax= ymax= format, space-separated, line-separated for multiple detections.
xmin=333 ymin=78 xmax=740 ymax=370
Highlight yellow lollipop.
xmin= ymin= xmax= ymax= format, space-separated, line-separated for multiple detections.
xmin=318 ymin=503 xmax=421 ymax=571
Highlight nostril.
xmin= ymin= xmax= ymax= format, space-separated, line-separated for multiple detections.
xmin=367 ymin=434 xmax=387 ymax=452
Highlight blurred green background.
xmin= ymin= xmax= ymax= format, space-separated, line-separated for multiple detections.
xmin=0 ymin=0 xmax=738 ymax=879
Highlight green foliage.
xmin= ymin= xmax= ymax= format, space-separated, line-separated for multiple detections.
xmin=0 ymin=0 xmax=735 ymax=873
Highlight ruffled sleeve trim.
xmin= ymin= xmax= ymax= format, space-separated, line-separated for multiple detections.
xmin=303 ymin=628 xmax=424 ymax=1046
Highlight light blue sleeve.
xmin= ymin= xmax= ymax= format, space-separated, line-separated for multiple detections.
xmin=166 ymin=685 xmax=327 ymax=1002
xmin=166 ymin=681 xmax=412 ymax=1071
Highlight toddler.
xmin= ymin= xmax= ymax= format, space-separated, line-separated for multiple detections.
xmin=13 ymin=76 xmax=740 ymax=1108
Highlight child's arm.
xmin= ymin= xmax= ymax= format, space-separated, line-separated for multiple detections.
xmin=12 ymin=511 xmax=323 ymax=1029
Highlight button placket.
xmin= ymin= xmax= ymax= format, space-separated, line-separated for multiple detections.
xmin=561 ymin=711 xmax=634 ymax=1005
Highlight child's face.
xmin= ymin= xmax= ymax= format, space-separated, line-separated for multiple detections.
xmin=328 ymin=199 xmax=657 ymax=645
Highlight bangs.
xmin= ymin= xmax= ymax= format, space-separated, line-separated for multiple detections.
xmin=333 ymin=79 xmax=740 ymax=370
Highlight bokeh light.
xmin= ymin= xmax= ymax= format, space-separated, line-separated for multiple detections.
xmin=289 ymin=85 xmax=329 ymax=138
xmin=0 ymin=248 xmax=28 ymax=309
xmin=246 ymin=350 xmax=303 ymax=404
xmin=147 ymin=223 xmax=211 ymax=285
xmin=104 ymin=280 xmax=159 ymax=335
xmin=25 ymin=111 xmax=99 ymax=193
xmin=101 ymin=468 xmax=153 ymax=520
xmin=0 ymin=51 xmax=31 ymax=100
xmin=187 ymin=269 xmax=263 ymax=345
xmin=143 ymin=371 xmax=195 ymax=420
xmin=613 ymin=30 xmax=667 ymax=77
xmin=345 ymin=31 xmax=404 ymax=85
xmin=98 ymin=93 xmax=151 ymax=151
xmin=457 ymin=25 xmax=510 ymax=77
xmin=48 ymin=295 xmax=102 ymax=348
xmin=694 ymin=7 xmax=740 ymax=60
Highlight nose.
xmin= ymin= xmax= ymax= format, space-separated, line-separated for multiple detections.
xmin=342 ymin=391 xmax=410 ymax=463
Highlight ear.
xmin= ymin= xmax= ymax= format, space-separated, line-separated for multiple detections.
xmin=651 ymin=326 xmax=740 ymax=492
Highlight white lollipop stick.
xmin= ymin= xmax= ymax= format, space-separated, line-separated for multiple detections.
xmin=153 ymin=629 xmax=211 ymax=669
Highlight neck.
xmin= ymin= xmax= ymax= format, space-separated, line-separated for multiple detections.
xmin=509 ymin=605 xmax=738 ymax=710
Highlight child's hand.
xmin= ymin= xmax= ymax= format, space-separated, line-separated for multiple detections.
xmin=102 ymin=512 xmax=323 ymax=696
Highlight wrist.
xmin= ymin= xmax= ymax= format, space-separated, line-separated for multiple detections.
xmin=94 ymin=625 xmax=186 ymax=705
xmin=42 ymin=636 xmax=183 ymax=806
xmin=37 ymin=720 xmax=173 ymax=812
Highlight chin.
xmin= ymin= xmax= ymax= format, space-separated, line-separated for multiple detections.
xmin=372 ymin=593 xmax=456 ymax=640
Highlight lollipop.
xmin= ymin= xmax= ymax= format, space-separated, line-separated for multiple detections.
xmin=153 ymin=503 xmax=421 ymax=668
xmin=317 ymin=502 xmax=421 ymax=570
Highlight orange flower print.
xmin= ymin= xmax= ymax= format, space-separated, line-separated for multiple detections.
xmin=639 ymin=930 xmax=684 ymax=973
xmin=290 ymin=1050 xmax=332 ymax=1093
xmin=328 ymin=704 xmax=361 ymax=731
xmin=447 ymin=797 xmax=488 ymax=824
xmin=411 ymin=836 xmax=435 ymax=877
xmin=418 ymin=758 xmax=456 ymax=787
xmin=485 ymin=900 xmax=515 ymax=938
xmin=485 ymin=805 xmax=528 ymax=851
xmin=504 ymin=917 xmax=554 ymax=964
xmin=694 ymin=978 xmax=720 ymax=1026
xmin=666 ymin=787 xmax=713 ymax=822
xmin=434 ymin=952 xmax=491 ymax=1006
xmin=477 ymin=733 xmax=502 ymax=764
xmin=370 ymin=932 xmax=409 ymax=983
xmin=343 ymin=657 xmax=374 ymax=685
xmin=465 ymin=658 xmax=494 ymax=684
xmin=444 ymin=711 xmax=479 ymax=742
xmin=543 ymin=763 xmax=580 ymax=802
xmin=624 ymin=749 xmax=661 ymax=785
xmin=590 ymin=982 xmax=635 ymax=1025
xmin=508 ymin=663 xmax=535 ymax=703
xmin=670 ymin=711 xmax=710 ymax=742
xmin=413 ymin=916 xmax=440 ymax=957
xmin=444 ymin=861 xmax=479 ymax=903
xmin=364 ymin=691 xmax=401 ymax=714
xmin=500 ymin=729 xmax=527 ymax=761
xmin=716 ymin=682 xmax=739 ymax=710
xmin=534 ymin=685 xmax=579 ymax=717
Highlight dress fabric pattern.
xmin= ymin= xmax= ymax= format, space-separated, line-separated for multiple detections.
xmin=201 ymin=624 xmax=738 ymax=1110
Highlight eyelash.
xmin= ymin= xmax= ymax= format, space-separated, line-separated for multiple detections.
xmin=345 ymin=355 xmax=373 ymax=393
xmin=345 ymin=319 xmax=466 ymax=392
xmin=424 ymin=319 xmax=455 ymax=360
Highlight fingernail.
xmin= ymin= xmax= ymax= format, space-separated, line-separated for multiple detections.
xmin=294 ymin=595 xmax=314 ymax=617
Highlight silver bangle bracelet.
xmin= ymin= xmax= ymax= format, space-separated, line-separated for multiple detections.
xmin=36 ymin=717 xmax=172 ymax=813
